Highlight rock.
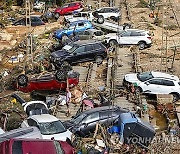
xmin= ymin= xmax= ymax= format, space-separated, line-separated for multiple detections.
xmin=0 ymin=33 xmax=13 ymax=41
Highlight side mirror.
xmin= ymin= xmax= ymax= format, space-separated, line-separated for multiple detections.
xmin=73 ymin=52 xmax=77 ymax=55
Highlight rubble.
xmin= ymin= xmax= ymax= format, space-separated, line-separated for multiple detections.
xmin=0 ymin=0 xmax=180 ymax=153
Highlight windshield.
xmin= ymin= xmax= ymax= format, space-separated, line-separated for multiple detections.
xmin=39 ymin=120 xmax=66 ymax=135
xmin=137 ymin=72 xmax=153 ymax=82
xmin=71 ymin=113 xmax=86 ymax=124
xmin=63 ymin=45 xmax=77 ymax=53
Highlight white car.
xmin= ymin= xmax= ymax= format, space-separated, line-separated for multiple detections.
xmin=0 ymin=128 xmax=5 ymax=134
xmin=94 ymin=7 xmax=121 ymax=24
xmin=21 ymin=114 xmax=72 ymax=141
xmin=64 ymin=11 xmax=94 ymax=23
xmin=124 ymin=71 xmax=180 ymax=100
xmin=74 ymin=29 xmax=105 ymax=41
xmin=105 ymin=29 xmax=152 ymax=50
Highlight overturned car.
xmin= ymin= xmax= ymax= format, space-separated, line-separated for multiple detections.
xmin=14 ymin=70 xmax=79 ymax=93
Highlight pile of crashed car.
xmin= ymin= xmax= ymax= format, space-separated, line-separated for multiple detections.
xmin=1 ymin=1 xmax=180 ymax=154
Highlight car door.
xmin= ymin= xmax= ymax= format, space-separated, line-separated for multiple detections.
xmin=68 ymin=3 xmax=75 ymax=12
xmin=84 ymin=44 xmax=96 ymax=61
xmin=70 ymin=45 xmax=86 ymax=63
xmin=130 ymin=31 xmax=142 ymax=44
xmin=99 ymin=111 xmax=113 ymax=126
xmin=76 ymin=22 xmax=85 ymax=33
xmin=160 ymin=79 xmax=176 ymax=94
xmin=119 ymin=31 xmax=131 ymax=45
xmin=67 ymin=25 xmax=75 ymax=35
xmin=94 ymin=31 xmax=104 ymax=40
xmin=79 ymin=112 xmax=100 ymax=135
xmin=141 ymin=79 xmax=163 ymax=94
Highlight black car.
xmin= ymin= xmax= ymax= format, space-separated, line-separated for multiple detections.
xmin=12 ymin=16 xmax=45 ymax=26
xmin=50 ymin=40 xmax=107 ymax=67
xmin=63 ymin=106 xmax=128 ymax=137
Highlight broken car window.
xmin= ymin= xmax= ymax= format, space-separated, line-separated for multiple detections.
xmin=39 ymin=120 xmax=66 ymax=135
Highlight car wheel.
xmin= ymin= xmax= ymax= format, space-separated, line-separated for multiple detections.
xmin=138 ymin=41 xmax=146 ymax=50
xmin=17 ymin=74 xmax=28 ymax=87
xmin=55 ymin=70 xmax=66 ymax=82
xmin=55 ymin=13 xmax=60 ymax=19
xmin=172 ymin=93 xmax=180 ymax=102
xmin=61 ymin=61 xmax=72 ymax=72
xmin=123 ymin=23 xmax=131 ymax=29
xmin=110 ymin=16 xmax=118 ymax=22
xmin=95 ymin=56 xmax=103 ymax=65
xmin=109 ymin=40 xmax=118 ymax=47
xmin=135 ymin=86 xmax=142 ymax=93
xmin=97 ymin=15 xmax=104 ymax=24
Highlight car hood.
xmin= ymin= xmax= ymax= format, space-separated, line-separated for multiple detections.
xmin=42 ymin=129 xmax=72 ymax=141
xmin=51 ymin=50 xmax=70 ymax=58
xmin=124 ymin=73 xmax=141 ymax=84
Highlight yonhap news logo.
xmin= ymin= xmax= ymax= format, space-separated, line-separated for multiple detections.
xmin=125 ymin=136 xmax=180 ymax=144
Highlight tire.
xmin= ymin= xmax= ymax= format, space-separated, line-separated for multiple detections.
xmin=110 ymin=16 xmax=118 ymax=22
xmin=135 ymin=86 xmax=142 ymax=93
xmin=55 ymin=70 xmax=66 ymax=82
xmin=123 ymin=23 xmax=131 ymax=30
xmin=17 ymin=74 xmax=28 ymax=87
xmin=55 ymin=13 xmax=60 ymax=19
xmin=95 ymin=56 xmax=103 ymax=65
xmin=138 ymin=41 xmax=146 ymax=50
xmin=109 ymin=39 xmax=118 ymax=47
xmin=61 ymin=61 xmax=72 ymax=72
xmin=171 ymin=93 xmax=180 ymax=102
xmin=97 ymin=15 xmax=104 ymax=24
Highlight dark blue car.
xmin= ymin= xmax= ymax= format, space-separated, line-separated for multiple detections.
xmin=54 ymin=20 xmax=93 ymax=40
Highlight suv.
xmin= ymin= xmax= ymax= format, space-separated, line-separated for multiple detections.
xmin=54 ymin=2 xmax=83 ymax=19
xmin=12 ymin=16 xmax=45 ymax=26
xmin=123 ymin=71 xmax=180 ymax=100
xmin=93 ymin=7 xmax=121 ymax=24
xmin=50 ymin=40 xmax=107 ymax=67
xmin=105 ymin=29 xmax=152 ymax=50
xmin=63 ymin=106 xmax=128 ymax=137
xmin=54 ymin=20 xmax=93 ymax=40
xmin=64 ymin=11 xmax=94 ymax=23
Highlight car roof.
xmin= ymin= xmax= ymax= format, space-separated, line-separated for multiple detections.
xmin=74 ymin=40 xmax=101 ymax=45
xmin=30 ymin=114 xmax=59 ymax=123
xmin=81 ymin=105 xmax=124 ymax=115
xmin=151 ymin=71 xmax=179 ymax=81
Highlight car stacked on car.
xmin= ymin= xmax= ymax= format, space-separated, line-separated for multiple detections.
xmin=4 ymin=0 xmax=177 ymax=153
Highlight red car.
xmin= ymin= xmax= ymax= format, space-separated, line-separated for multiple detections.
xmin=0 ymin=138 xmax=75 ymax=154
xmin=54 ymin=2 xmax=83 ymax=19
xmin=15 ymin=70 xmax=79 ymax=93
